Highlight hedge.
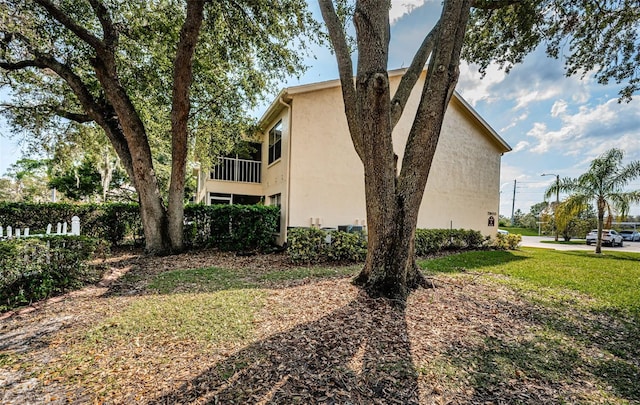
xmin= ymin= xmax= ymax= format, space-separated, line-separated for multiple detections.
xmin=0 ymin=202 xmax=278 ymax=251
xmin=287 ymin=227 xmax=488 ymax=264
xmin=414 ymin=228 xmax=486 ymax=256
xmin=183 ymin=204 xmax=279 ymax=251
xmin=0 ymin=202 xmax=142 ymax=246
xmin=0 ymin=235 xmax=105 ymax=312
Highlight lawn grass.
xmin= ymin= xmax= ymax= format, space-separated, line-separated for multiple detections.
xmin=418 ymin=248 xmax=640 ymax=314
xmin=540 ymin=240 xmax=586 ymax=245
xmin=148 ymin=267 xmax=256 ymax=293
xmin=501 ymin=226 xmax=540 ymax=236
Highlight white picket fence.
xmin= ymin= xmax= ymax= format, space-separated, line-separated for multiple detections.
xmin=0 ymin=216 xmax=81 ymax=240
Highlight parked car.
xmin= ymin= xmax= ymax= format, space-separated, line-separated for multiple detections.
xmin=497 ymin=229 xmax=509 ymax=235
xmin=619 ymin=230 xmax=640 ymax=242
xmin=585 ymin=229 xmax=624 ymax=246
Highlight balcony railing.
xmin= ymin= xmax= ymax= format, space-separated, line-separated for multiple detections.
xmin=210 ymin=157 xmax=261 ymax=183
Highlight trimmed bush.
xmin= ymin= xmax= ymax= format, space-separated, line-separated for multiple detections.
xmin=287 ymin=227 xmax=487 ymax=264
xmin=414 ymin=228 xmax=486 ymax=256
xmin=327 ymin=231 xmax=367 ymax=262
xmin=0 ymin=202 xmax=142 ymax=246
xmin=184 ymin=204 xmax=279 ymax=251
xmin=287 ymin=227 xmax=328 ymax=264
xmin=0 ymin=235 xmax=105 ymax=312
xmin=493 ymin=233 xmax=522 ymax=250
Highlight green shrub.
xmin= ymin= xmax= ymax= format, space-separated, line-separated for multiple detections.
xmin=0 ymin=236 xmax=105 ymax=312
xmin=184 ymin=204 xmax=279 ymax=251
xmin=288 ymin=227 xmax=488 ymax=264
xmin=414 ymin=228 xmax=486 ymax=256
xmin=0 ymin=202 xmax=142 ymax=246
xmin=493 ymin=233 xmax=522 ymax=250
xmin=287 ymin=227 xmax=328 ymax=264
xmin=0 ymin=202 xmax=278 ymax=252
xmin=327 ymin=231 xmax=367 ymax=262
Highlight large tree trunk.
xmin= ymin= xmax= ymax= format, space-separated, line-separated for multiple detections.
xmin=322 ymin=0 xmax=472 ymax=302
xmin=168 ymin=0 xmax=206 ymax=252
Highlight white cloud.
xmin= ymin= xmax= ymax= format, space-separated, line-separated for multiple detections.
xmin=527 ymin=98 xmax=640 ymax=156
xmin=514 ymin=87 xmax=565 ymax=110
xmin=550 ymin=100 xmax=568 ymax=117
xmin=390 ymin=0 xmax=428 ymax=24
xmin=511 ymin=141 xmax=530 ymax=153
xmin=500 ymin=112 xmax=529 ymax=132
xmin=458 ymin=63 xmax=507 ymax=106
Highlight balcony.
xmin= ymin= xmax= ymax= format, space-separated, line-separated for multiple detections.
xmin=210 ymin=157 xmax=261 ymax=184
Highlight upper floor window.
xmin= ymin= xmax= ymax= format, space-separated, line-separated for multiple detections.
xmin=268 ymin=120 xmax=282 ymax=164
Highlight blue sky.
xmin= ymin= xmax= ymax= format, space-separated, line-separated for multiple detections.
xmin=2 ymin=0 xmax=639 ymax=216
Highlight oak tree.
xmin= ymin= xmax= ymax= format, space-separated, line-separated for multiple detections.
xmin=0 ymin=0 xmax=315 ymax=254
xmin=319 ymin=0 xmax=639 ymax=301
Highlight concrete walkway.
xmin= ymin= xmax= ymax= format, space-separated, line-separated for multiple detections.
xmin=520 ymin=235 xmax=640 ymax=253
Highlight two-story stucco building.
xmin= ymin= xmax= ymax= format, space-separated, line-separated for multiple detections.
xmin=194 ymin=69 xmax=511 ymax=245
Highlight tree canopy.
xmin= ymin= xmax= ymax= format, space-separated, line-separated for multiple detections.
xmin=465 ymin=0 xmax=640 ymax=101
xmin=0 ymin=0 xmax=318 ymax=253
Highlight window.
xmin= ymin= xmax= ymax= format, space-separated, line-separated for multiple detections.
xmin=209 ymin=192 xmax=231 ymax=205
xmin=270 ymin=193 xmax=282 ymax=233
xmin=268 ymin=120 xmax=282 ymax=164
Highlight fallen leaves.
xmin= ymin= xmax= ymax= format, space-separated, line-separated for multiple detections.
xmin=1 ymin=249 xmax=638 ymax=404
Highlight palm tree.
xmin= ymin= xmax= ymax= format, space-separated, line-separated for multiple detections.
xmin=545 ymin=148 xmax=640 ymax=254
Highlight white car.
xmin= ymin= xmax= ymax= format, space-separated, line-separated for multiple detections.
xmin=619 ymin=230 xmax=640 ymax=242
xmin=585 ymin=229 xmax=623 ymax=247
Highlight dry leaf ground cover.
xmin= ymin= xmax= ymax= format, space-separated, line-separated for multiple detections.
xmin=1 ymin=247 xmax=639 ymax=404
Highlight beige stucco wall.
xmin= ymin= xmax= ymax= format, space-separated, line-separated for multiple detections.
xmin=286 ymin=74 xmax=504 ymax=236
xmin=200 ymin=179 xmax=263 ymax=198
xmin=201 ymin=71 xmax=507 ymax=243
xmin=262 ymin=109 xmax=290 ymax=244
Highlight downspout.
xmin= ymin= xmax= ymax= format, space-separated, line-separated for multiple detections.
xmin=278 ymin=96 xmax=293 ymax=245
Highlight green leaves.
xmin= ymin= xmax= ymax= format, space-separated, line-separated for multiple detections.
xmin=465 ymin=0 xmax=640 ymax=100
xmin=0 ymin=0 xmax=320 ymax=185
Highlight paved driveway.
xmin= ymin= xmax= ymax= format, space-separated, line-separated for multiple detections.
xmin=520 ymin=235 xmax=640 ymax=253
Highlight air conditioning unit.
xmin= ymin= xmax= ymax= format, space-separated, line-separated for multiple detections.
xmin=338 ymin=225 xmax=363 ymax=233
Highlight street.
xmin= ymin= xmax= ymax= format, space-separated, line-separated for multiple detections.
xmin=520 ymin=235 xmax=640 ymax=253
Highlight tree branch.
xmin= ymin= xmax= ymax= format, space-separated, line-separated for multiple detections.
xmin=471 ymin=0 xmax=523 ymax=10
xmin=0 ymin=60 xmax=47 ymax=70
xmin=0 ymin=102 xmax=93 ymax=123
xmin=55 ymin=109 xmax=93 ymax=123
xmin=398 ymin=0 xmax=473 ymax=204
xmin=390 ymin=20 xmax=441 ymax=129
xmin=318 ymin=0 xmax=364 ymax=160
xmin=87 ymin=0 xmax=117 ymax=49
xmin=33 ymin=0 xmax=105 ymax=52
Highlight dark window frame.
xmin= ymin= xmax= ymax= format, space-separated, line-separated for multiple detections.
xmin=268 ymin=120 xmax=282 ymax=165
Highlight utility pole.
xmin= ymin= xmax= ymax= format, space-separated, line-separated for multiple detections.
xmin=511 ymin=179 xmax=516 ymax=225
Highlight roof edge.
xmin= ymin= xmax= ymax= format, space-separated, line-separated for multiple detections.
xmin=452 ymin=91 xmax=512 ymax=153
xmin=257 ymin=69 xmax=512 ymax=155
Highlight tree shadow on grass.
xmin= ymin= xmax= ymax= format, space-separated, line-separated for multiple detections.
xmin=100 ymin=249 xmax=361 ymax=298
xmin=148 ymin=292 xmax=419 ymax=404
xmin=418 ymin=250 xmax=530 ymax=274
xmin=442 ymin=298 xmax=640 ymax=403
xmin=559 ymin=250 xmax=640 ymax=263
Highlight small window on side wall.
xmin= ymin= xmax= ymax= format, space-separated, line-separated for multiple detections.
xmin=268 ymin=120 xmax=282 ymax=164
